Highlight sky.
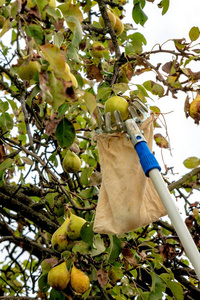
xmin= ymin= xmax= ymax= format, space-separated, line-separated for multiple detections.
xmin=125 ymin=0 xmax=200 ymax=181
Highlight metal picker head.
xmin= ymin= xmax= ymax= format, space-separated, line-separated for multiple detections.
xmin=97 ymin=98 xmax=150 ymax=133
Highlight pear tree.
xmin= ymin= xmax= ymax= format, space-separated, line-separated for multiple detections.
xmin=0 ymin=0 xmax=200 ymax=299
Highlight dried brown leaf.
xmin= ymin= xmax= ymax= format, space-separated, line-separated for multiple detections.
xmin=97 ymin=268 xmax=108 ymax=287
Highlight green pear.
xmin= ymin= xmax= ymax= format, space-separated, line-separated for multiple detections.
xmin=47 ymin=261 xmax=70 ymax=291
xmin=62 ymin=150 xmax=81 ymax=173
xmin=18 ymin=61 xmax=40 ymax=81
xmin=67 ymin=212 xmax=86 ymax=240
xmin=51 ymin=216 xmax=74 ymax=252
xmin=99 ymin=10 xmax=116 ymax=28
xmin=113 ymin=16 xmax=124 ymax=36
xmin=104 ymin=96 xmax=129 ymax=122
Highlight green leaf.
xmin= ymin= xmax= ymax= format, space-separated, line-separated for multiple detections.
xmin=0 ymin=112 xmax=14 ymax=132
xmin=91 ymin=235 xmax=106 ymax=257
xmin=76 ymin=115 xmax=87 ymax=128
xmin=36 ymin=0 xmax=49 ymax=13
xmin=132 ymin=32 xmax=147 ymax=45
xmin=25 ymin=24 xmax=44 ymax=45
xmin=189 ymin=26 xmax=200 ymax=41
xmin=132 ymin=3 xmax=148 ymax=26
xmin=0 ymin=18 xmax=11 ymax=38
xmin=183 ymin=157 xmax=200 ymax=169
xmin=113 ymin=83 xmax=130 ymax=94
xmin=143 ymin=80 xmax=164 ymax=97
xmin=79 ymin=186 xmax=99 ymax=199
xmin=72 ymin=240 xmax=90 ymax=255
xmin=55 ymin=117 xmax=75 ymax=148
xmin=81 ymin=154 xmax=97 ymax=168
xmin=57 ymin=103 xmax=69 ymax=118
xmin=80 ymin=167 xmax=93 ymax=185
xmin=158 ymin=0 xmax=170 ymax=15
xmin=38 ymin=274 xmax=50 ymax=293
xmin=0 ymin=101 xmax=9 ymax=113
xmin=149 ymin=272 xmax=166 ymax=300
xmin=166 ymin=281 xmax=184 ymax=300
xmin=41 ymin=257 xmax=58 ymax=275
xmin=108 ymin=235 xmax=122 ymax=263
xmin=80 ymin=222 xmax=95 ymax=249
xmin=0 ymin=158 xmax=13 ymax=171
xmin=96 ymin=86 xmax=112 ymax=102
xmin=66 ymin=16 xmax=83 ymax=62
xmin=49 ymin=289 xmax=65 ymax=300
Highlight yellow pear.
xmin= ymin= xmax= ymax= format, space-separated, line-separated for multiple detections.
xmin=51 ymin=216 xmax=73 ymax=252
xmin=189 ymin=93 xmax=200 ymax=123
xmin=104 ymin=96 xmax=129 ymax=122
xmin=113 ymin=16 xmax=124 ymax=36
xmin=70 ymin=264 xmax=90 ymax=294
xmin=68 ymin=73 xmax=78 ymax=88
xmin=62 ymin=150 xmax=81 ymax=173
xmin=67 ymin=211 xmax=86 ymax=240
xmin=47 ymin=262 xmax=70 ymax=291
xmin=18 ymin=61 xmax=40 ymax=81
xmin=90 ymin=41 xmax=106 ymax=59
xmin=63 ymin=72 xmax=78 ymax=88
xmin=99 ymin=10 xmax=116 ymax=28
xmin=64 ymin=62 xmax=71 ymax=74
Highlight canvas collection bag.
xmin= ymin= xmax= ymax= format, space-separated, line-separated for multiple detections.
xmin=93 ymin=116 xmax=167 ymax=235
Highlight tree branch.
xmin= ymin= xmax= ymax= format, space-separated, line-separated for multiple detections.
xmin=0 ymin=191 xmax=58 ymax=234
xmin=0 ymin=297 xmax=35 ymax=300
xmin=168 ymin=167 xmax=200 ymax=191
xmin=96 ymin=0 xmax=120 ymax=59
xmin=0 ymin=234 xmax=56 ymax=259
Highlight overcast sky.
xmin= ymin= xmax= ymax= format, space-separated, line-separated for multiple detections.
xmin=125 ymin=0 xmax=200 ymax=180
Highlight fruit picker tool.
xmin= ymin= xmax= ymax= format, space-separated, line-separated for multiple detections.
xmin=97 ymin=99 xmax=200 ymax=280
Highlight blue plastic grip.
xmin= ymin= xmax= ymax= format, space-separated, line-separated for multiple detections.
xmin=135 ymin=141 xmax=161 ymax=177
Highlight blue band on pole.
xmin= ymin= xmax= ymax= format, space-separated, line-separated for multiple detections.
xmin=135 ymin=141 xmax=161 ymax=177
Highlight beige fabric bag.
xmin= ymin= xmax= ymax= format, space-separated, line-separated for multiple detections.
xmin=93 ymin=116 xmax=167 ymax=235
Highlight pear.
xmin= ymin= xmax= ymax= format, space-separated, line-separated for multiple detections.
xmin=89 ymin=41 xmax=106 ymax=59
xmin=68 ymin=73 xmax=78 ymax=89
xmin=104 ymin=96 xmax=129 ymax=122
xmin=62 ymin=150 xmax=81 ymax=173
xmin=51 ymin=216 xmax=73 ymax=252
xmin=64 ymin=62 xmax=71 ymax=75
xmin=47 ymin=261 xmax=70 ymax=291
xmin=70 ymin=264 xmax=90 ymax=294
xmin=67 ymin=212 xmax=86 ymax=240
xmin=99 ymin=10 xmax=116 ymax=28
xmin=189 ymin=93 xmax=200 ymax=124
xmin=18 ymin=61 xmax=40 ymax=81
xmin=113 ymin=16 xmax=124 ymax=36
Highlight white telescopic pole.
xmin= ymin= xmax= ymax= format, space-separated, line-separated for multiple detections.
xmin=125 ymin=118 xmax=200 ymax=280
xmin=149 ymin=168 xmax=200 ymax=280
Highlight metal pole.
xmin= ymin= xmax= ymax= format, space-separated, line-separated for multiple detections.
xmin=149 ymin=168 xmax=200 ymax=280
xmin=125 ymin=119 xmax=200 ymax=280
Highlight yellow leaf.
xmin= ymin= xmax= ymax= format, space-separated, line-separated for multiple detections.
xmin=84 ymin=91 xmax=97 ymax=115
xmin=40 ymin=44 xmax=67 ymax=79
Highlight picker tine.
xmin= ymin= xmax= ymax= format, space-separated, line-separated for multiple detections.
xmin=129 ymin=98 xmax=150 ymax=125
xmin=105 ymin=112 xmax=112 ymax=132
xmin=97 ymin=107 xmax=105 ymax=132
xmin=114 ymin=110 xmax=126 ymax=132
xmin=97 ymin=99 xmax=150 ymax=133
